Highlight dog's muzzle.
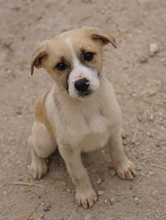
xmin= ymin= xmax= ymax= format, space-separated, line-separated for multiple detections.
xmin=74 ymin=78 xmax=92 ymax=96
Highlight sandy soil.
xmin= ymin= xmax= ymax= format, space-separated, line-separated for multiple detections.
xmin=0 ymin=0 xmax=166 ymax=219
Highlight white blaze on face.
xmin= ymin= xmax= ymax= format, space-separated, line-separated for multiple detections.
xmin=64 ymin=37 xmax=100 ymax=99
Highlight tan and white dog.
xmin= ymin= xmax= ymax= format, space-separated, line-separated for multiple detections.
xmin=29 ymin=27 xmax=136 ymax=209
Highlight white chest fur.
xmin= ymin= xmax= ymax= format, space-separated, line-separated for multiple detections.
xmin=46 ymin=80 xmax=121 ymax=151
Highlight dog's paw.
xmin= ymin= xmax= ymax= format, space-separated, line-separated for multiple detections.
xmin=115 ymin=158 xmax=137 ymax=180
xmin=30 ymin=158 xmax=48 ymax=179
xmin=76 ymin=187 xmax=97 ymax=209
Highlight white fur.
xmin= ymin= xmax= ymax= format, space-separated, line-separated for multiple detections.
xmin=46 ymin=79 xmax=120 ymax=150
xmin=64 ymin=37 xmax=100 ymax=100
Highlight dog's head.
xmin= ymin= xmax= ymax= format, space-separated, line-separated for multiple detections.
xmin=31 ymin=27 xmax=117 ymax=100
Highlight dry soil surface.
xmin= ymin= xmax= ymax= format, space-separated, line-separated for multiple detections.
xmin=0 ymin=0 xmax=166 ymax=220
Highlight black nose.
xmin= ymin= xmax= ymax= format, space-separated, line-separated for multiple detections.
xmin=74 ymin=78 xmax=90 ymax=93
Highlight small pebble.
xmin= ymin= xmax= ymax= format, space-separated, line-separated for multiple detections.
xmin=96 ymin=179 xmax=102 ymax=185
xmin=43 ymin=207 xmax=50 ymax=212
xmin=139 ymin=57 xmax=148 ymax=63
xmin=149 ymin=43 xmax=159 ymax=56
xmin=16 ymin=110 xmax=22 ymax=115
xmin=135 ymin=141 xmax=141 ymax=146
xmin=100 ymin=9 xmax=105 ymax=14
xmin=110 ymin=169 xmax=116 ymax=176
xmin=123 ymin=65 xmax=129 ymax=69
xmin=156 ymin=142 xmax=160 ymax=147
xmin=149 ymin=114 xmax=154 ymax=121
xmin=6 ymin=69 xmax=12 ymax=74
xmin=161 ymin=125 xmax=166 ymax=131
xmin=40 ymin=214 xmax=44 ymax=218
xmin=107 ymin=3 xmax=112 ymax=8
xmin=146 ymin=132 xmax=153 ymax=137
xmin=23 ymin=85 xmax=29 ymax=90
xmin=137 ymin=115 xmax=142 ymax=122
xmin=18 ymin=176 xmax=23 ymax=181
xmin=134 ymin=197 xmax=139 ymax=204
xmin=110 ymin=197 xmax=115 ymax=203
xmin=66 ymin=188 xmax=71 ymax=193
xmin=97 ymin=190 xmax=104 ymax=196
xmin=137 ymin=166 xmax=143 ymax=171
xmin=148 ymin=171 xmax=154 ymax=176
xmin=131 ymin=140 xmax=135 ymax=145
xmin=84 ymin=214 xmax=97 ymax=220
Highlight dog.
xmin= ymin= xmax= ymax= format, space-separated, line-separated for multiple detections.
xmin=29 ymin=26 xmax=136 ymax=209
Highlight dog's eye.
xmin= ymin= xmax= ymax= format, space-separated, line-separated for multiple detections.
xmin=84 ymin=52 xmax=94 ymax=62
xmin=56 ymin=62 xmax=67 ymax=71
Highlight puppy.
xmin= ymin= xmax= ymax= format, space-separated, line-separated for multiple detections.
xmin=29 ymin=26 xmax=136 ymax=209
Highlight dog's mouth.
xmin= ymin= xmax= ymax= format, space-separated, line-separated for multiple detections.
xmin=77 ymin=89 xmax=93 ymax=99
xmin=66 ymin=87 xmax=93 ymax=99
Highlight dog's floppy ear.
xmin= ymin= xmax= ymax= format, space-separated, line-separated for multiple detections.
xmin=83 ymin=26 xmax=117 ymax=48
xmin=31 ymin=40 xmax=49 ymax=75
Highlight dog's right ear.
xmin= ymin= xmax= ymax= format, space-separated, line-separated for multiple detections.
xmin=31 ymin=40 xmax=48 ymax=75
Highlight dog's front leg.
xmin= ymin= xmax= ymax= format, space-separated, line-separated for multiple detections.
xmin=108 ymin=125 xmax=137 ymax=179
xmin=59 ymin=144 xmax=97 ymax=209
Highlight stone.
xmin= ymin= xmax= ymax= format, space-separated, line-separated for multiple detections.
xmin=43 ymin=207 xmax=50 ymax=212
xmin=139 ymin=57 xmax=148 ymax=63
xmin=100 ymin=9 xmax=105 ymax=14
xmin=110 ymin=169 xmax=116 ymax=176
xmin=137 ymin=115 xmax=142 ymax=122
xmin=6 ymin=69 xmax=12 ymax=74
xmin=134 ymin=197 xmax=139 ymax=204
xmin=156 ymin=141 xmax=160 ymax=147
xmin=149 ymin=43 xmax=159 ymax=56
xmin=18 ymin=176 xmax=23 ymax=181
xmin=96 ymin=179 xmax=102 ymax=185
xmin=84 ymin=214 xmax=97 ymax=220
xmin=123 ymin=65 xmax=129 ymax=69
xmin=148 ymin=171 xmax=154 ymax=176
xmin=97 ymin=190 xmax=104 ymax=196
xmin=149 ymin=114 xmax=154 ymax=121
xmin=137 ymin=166 xmax=143 ymax=171
xmin=66 ymin=188 xmax=71 ymax=193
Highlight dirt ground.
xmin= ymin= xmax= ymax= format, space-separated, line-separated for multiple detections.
xmin=0 ymin=0 xmax=166 ymax=219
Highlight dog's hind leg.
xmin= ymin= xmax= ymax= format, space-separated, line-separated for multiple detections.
xmin=29 ymin=122 xmax=57 ymax=179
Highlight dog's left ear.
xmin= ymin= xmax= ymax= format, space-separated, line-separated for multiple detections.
xmin=83 ymin=26 xmax=117 ymax=48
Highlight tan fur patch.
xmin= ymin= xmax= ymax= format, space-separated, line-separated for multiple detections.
xmin=35 ymin=87 xmax=55 ymax=139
